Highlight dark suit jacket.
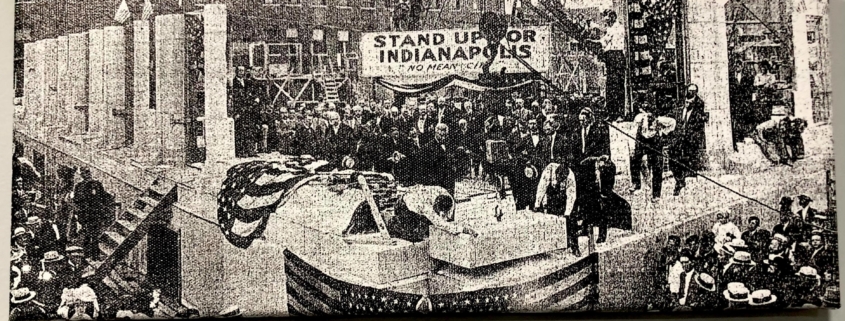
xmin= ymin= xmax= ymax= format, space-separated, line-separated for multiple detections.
xmin=537 ymin=132 xmax=572 ymax=166
xmin=673 ymin=96 xmax=707 ymax=152
xmin=411 ymin=116 xmax=437 ymax=145
xmin=413 ymin=139 xmax=457 ymax=191
xmin=324 ymin=124 xmax=355 ymax=162
xmin=293 ymin=124 xmax=324 ymax=157
xmin=570 ymin=123 xmax=611 ymax=164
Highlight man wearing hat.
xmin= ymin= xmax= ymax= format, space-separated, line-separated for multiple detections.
xmin=26 ymin=216 xmax=63 ymax=261
xmin=686 ymin=273 xmax=719 ymax=310
xmin=819 ymin=286 xmax=840 ymax=308
xmin=721 ymin=251 xmax=760 ymax=290
xmin=773 ymin=212 xmax=804 ymax=246
xmin=794 ymin=194 xmax=822 ymax=225
xmin=10 ymin=287 xmax=48 ymax=320
xmin=723 ymin=282 xmax=752 ymax=310
xmin=790 ymin=266 xmax=824 ymax=307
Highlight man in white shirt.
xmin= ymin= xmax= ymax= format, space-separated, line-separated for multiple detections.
xmin=667 ymin=250 xmax=697 ymax=307
xmin=712 ymin=211 xmax=743 ymax=247
xmin=588 ymin=9 xmax=626 ymax=121
xmin=630 ymin=103 xmax=676 ymax=201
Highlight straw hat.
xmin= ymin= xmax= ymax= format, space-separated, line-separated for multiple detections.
xmin=66 ymin=246 xmax=85 ymax=257
xmin=796 ymin=266 xmax=822 ymax=285
xmin=729 ymin=251 xmax=756 ymax=266
xmin=748 ymin=289 xmax=777 ymax=306
xmin=723 ymin=282 xmax=751 ymax=302
xmin=695 ymin=273 xmax=716 ymax=292
xmin=341 ymin=156 xmax=356 ymax=169
xmin=524 ymin=165 xmax=538 ymax=179
xmin=12 ymin=227 xmax=33 ymax=241
xmin=25 ymin=216 xmax=43 ymax=225
xmin=10 ymin=287 xmax=37 ymax=304
xmin=41 ymin=251 xmax=65 ymax=264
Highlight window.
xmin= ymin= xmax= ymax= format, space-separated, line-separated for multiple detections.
xmin=471 ymin=0 xmax=479 ymax=11
xmin=336 ymin=0 xmax=351 ymax=7
xmin=312 ymin=0 xmax=327 ymax=6
xmin=362 ymin=0 xmax=376 ymax=8
xmin=452 ymin=0 xmax=461 ymax=11
xmin=264 ymin=0 xmax=302 ymax=5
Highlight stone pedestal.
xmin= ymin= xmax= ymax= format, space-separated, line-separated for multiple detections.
xmin=104 ymin=26 xmax=128 ymax=148
xmin=43 ymin=39 xmax=58 ymax=130
xmin=57 ymin=36 xmax=71 ymax=135
xmin=609 ymin=122 xmax=637 ymax=178
xmin=32 ymin=40 xmax=47 ymax=135
xmin=69 ymin=32 xmax=90 ymax=134
xmin=133 ymin=20 xmax=160 ymax=161
xmin=89 ymin=29 xmax=106 ymax=137
xmin=203 ymin=4 xmax=236 ymax=163
xmin=791 ymin=7 xmax=813 ymax=123
xmin=156 ymin=14 xmax=188 ymax=165
xmin=684 ymin=0 xmax=733 ymax=170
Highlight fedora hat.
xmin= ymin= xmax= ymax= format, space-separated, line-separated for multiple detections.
xmin=218 ymin=305 xmax=242 ymax=318
xmin=66 ymin=246 xmax=85 ymax=257
xmin=41 ymin=251 xmax=65 ymax=263
xmin=695 ymin=273 xmax=716 ymax=292
xmin=726 ymin=239 xmax=749 ymax=252
xmin=729 ymin=251 xmax=755 ymax=265
xmin=748 ymin=289 xmax=777 ymax=306
xmin=524 ymin=165 xmax=538 ymax=179
xmin=723 ymin=282 xmax=751 ymax=302
xmin=10 ymin=287 xmax=37 ymax=304
xmin=772 ymin=233 xmax=789 ymax=244
xmin=820 ymin=286 xmax=840 ymax=306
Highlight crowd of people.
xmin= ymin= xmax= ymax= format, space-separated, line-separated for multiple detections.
xmin=652 ymin=194 xmax=839 ymax=311
xmin=10 ymin=154 xmax=206 ymax=320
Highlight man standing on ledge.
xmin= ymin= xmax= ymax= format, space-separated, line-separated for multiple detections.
xmin=588 ymin=9 xmax=626 ymax=121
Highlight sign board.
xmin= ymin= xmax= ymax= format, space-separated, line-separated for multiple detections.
xmin=359 ymin=26 xmax=551 ymax=79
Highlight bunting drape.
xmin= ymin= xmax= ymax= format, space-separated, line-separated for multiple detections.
xmin=374 ymin=75 xmax=535 ymax=95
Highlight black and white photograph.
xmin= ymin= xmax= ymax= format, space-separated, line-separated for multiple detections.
xmin=9 ymin=0 xmax=839 ymax=319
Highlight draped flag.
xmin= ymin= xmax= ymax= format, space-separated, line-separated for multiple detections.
xmin=217 ymin=161 xmax=312 ymax=249
xmin=284 ymin=249 xmax=599 ymax=316
xmin=114 ymin=0 xmax=132 ymax=24
xmin=142 ymin=0 xmax=154 ymax=21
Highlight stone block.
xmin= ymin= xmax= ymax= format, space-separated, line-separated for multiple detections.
xmin=155 ymin=14 xmax=187 ymax=165
xmin=69 ymin=32 xmax=89 ymax=134
xmin=430 ymin=212 xmax=568 ymax=269
xmin=104 ymin=26 xmax=127 ymax=148
xmin=89 ymin=29 xmax=105 ymax=134
xmin=57 ymin=36 xmax=70 ymax=134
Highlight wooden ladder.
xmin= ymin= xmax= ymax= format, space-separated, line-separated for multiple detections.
xmin=86 ymin=178 xmax=178 ymax=280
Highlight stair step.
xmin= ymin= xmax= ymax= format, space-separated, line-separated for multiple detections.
xmin=115 ymin=219 xmax=138 ymax=235
xmin=101 ymin=231 xmax=125 ymax=251
xmin=149 ymin=180 xmax=172 ymax=197
xmin=125 ymin=207 xmax=149 ymax=221
xmin=137 ymin=196 xmax=160 ymax=210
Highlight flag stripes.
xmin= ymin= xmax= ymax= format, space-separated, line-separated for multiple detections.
xmin=141 ymin=0 xmax=154 ymax=21
xmin=284 ymin=249 xmax=599 ymax=316
xmin=114 ymin=0 xmax=132 ymax=23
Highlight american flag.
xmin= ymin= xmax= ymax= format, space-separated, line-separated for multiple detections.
xmin=284 ymin=249 xmax=599 ymax=316
xmin=141 ymin=0 xmax=154 ymax=21
xmin=217 ymin=161 xmax=312 ymax=249
xmin=114 ymin=0 xmax=131 ymax=24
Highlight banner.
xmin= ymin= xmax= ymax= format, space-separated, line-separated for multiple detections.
xmin=360 ymin=26 xmax=551 ymax=79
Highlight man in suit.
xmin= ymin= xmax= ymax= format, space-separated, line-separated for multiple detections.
xmin=670 ymin=84 xmax=707 ymax=196
xmin=630 ymin=102 xmax=676 ymax=201
xmin=807 ymin=233 xmax=837 ymax=276
xmin=292 ymin=108 xmax=325 ymax=157
xmin=667 ymin=250 xmax=698 ymax=308
xmin=571 ymin=107 xmax=611 ymax=165
xmin=323 ymin=111 xmax=355 ymax=168
xmin=794 ymin=195 xmax=822 ymax=225
xmin=414 ymin=124 xmax=458 ymax=196
xmin=573 ymin=155 xmax=631 ymax=244
xmin=741 ymin=216 xmax=772 ymax=261
xmin=434 ymin=97 xmax=458 ymax=130
xmin=773 ymin=214 xmax=803 ymax=247
xmin=413 ymin=104 xmax=437 ymax=145
xmin=73 ymin=168 xmax=115 ymax=259
xmin=537 ymin=116 xmax=570 ymax=166
xmin=231 ymin=66 xmax=264 ymax=157
xmin=453 ymin=119 xmax=478 ymax=178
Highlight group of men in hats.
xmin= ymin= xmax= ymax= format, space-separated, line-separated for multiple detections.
xmin=656 ymin=194 xmax=839 ymax=311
